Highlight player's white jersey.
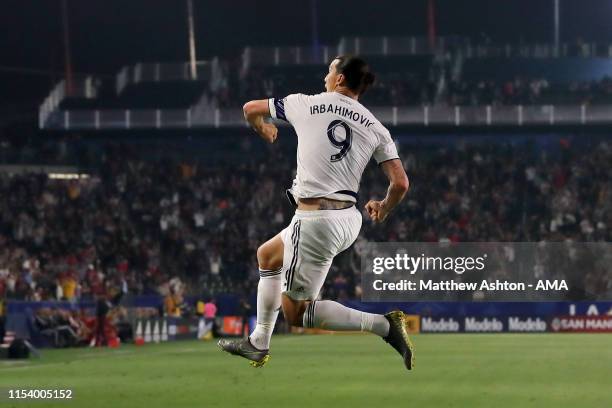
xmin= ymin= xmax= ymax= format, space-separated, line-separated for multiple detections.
xmin=268 ymin=92 xmax=399 ymax=204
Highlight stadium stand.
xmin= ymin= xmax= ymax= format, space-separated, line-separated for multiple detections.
xmin=1 ymin=133 xmax=611 ymax=304
xmin=60 ymin=80 xmax=208 ymax=110
xmin=37 ymin=37 xmax=612 ymax=130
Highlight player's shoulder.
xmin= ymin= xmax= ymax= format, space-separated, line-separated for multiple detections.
xmin=288 ymin=92 xmax=326 ymax=103
xmin=355 ymin=101 xmax=386 ymax=133
xmin=363 ymin=109 xmax=390 ymax=140
xmin=284 ymin=92 xmax=323 ymax=100
xmin=277 ymin=92 xmax=320 ymax=112
xmin=334 ymin=94 xmax=388 ymax=136
xmin=344 ymin=96 xmax=382 ymax=124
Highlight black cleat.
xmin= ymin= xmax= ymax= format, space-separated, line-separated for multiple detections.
xmin=217 ymin=338 xmax=271 ymax=368
xmin=383 ymin=311 xmax=415 ymax=370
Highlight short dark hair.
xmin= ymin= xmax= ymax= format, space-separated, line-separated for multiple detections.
xmin=333 ymin=55 xmax=375 ymax=95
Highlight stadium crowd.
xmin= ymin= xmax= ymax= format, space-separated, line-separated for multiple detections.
xmin=231 ymin=72 xmax=612 ymax=107
xmin=210 ymin=55 xmax=612 ymax=108
xmin=1 ymin=137 xmax=611 ymax=304
xmin=228 ymin=67 xmax=436 ymax=107
xmin=446 ymin=76 xmax=612 ymax=106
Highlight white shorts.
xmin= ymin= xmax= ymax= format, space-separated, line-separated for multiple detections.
xmin=280 ymin=205 xmax=362 ymax=300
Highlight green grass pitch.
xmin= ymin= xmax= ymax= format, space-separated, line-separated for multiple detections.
xmin=1 ymin=334 xmax=611 ymax=408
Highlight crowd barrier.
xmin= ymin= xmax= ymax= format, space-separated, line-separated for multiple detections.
xmin=131 ymin=316 xmax=256 ymax=343
xmin=5 ymin=299 xmax=611 ymax=341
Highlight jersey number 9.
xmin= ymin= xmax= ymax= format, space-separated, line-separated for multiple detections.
xmin=327 ymin=120 xmax=352 ymax=162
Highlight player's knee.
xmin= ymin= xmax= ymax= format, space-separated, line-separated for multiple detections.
xmin=256 ymin=244 xmax=271 ymax=269
xmin=257 ymin=244 xmax=281 ymax=271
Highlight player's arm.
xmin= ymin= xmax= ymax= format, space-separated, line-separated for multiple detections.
xmin=365 ymin=159 xmax=409 ymax=223
xmin=243 ymin=99 xmax=278 ymax=144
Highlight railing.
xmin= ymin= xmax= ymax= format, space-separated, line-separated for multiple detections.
xmin=46 ymin=109 xmax=195 ymax=130
xmin=462 ymin=43 xmax=612 ymax=59
xmin=244 ymin=37 xmax=612 ymax=67
xmin=244 ymin=37 xmax=452 ymax=67
xmin=38 ymin=77 xmax=99 ymax=129
xmin=42 ymin=104 xmax=612 ymax=130
xmin=243 ymin=45 xmax=339 ymax=67
xmin=338 ymin=35 xmax=469 ymax=57
xmin=115 ymin=60 xmax=217 ymax=94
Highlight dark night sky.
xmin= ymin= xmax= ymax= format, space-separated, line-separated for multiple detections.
xmin=2 ymin=0 xmax=612 ymax=107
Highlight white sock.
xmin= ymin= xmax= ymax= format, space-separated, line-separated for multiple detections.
xmin=303 ymin=300 xmax=389 ymax=337
xmin=249 ymin=268 xmax=282 ymax=350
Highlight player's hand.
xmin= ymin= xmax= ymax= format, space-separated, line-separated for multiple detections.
xmin=258 ymin=123 xmax=278 ymax=144
xmin=365 ymin=200 xmax=389 ymax=223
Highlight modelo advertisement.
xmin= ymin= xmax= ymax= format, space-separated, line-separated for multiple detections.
xmin=419 ymin=302 xmax=612 ymax=333
xmin=419 ymin=316 xmax=612 ymax=333
xmin=420 ymin=316 xmax=548 ymax=333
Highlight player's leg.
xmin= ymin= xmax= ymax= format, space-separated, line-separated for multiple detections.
xmin=249 ymin=232 xmax=283 ymax=350
xmin=281 ymin=294 xmax=389 ymax=337
xmin=282 ymin=293 xmax=414 ymax=370
xmin=218 ymin=225 xmax=289 ymax=367
xmin=284 ymin=295 xmax=414 ymax=369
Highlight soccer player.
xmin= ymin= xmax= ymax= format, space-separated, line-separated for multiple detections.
xmin=219 ymin=55 xmax=413 ymax=370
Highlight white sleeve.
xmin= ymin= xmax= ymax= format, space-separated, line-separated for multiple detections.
xmin=268 ymin=94 xmax=307 ymax=125
xmin=373 ymin=125 xmax=400 ymax=164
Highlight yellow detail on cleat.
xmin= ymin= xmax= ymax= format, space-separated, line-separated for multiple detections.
xmin=249 ymin=354 xmax=270 ymax=368
xmin=402 ymin=314 xmax=416 ymax=369
xmin=387 ymin=310 xmax=415 ymax=370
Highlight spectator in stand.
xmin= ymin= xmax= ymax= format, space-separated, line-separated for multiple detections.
xmin=239 ymin=297 xmax=252 ymax=338
xmin=0 ymin=299 xmax=5 ymax=343
xmin=94 ymin=295 xmax=111 ymax=346
xmin=60 ymin=272 xmax=78 ymax=301
xmin=204 ymin=298 xmax=218 ymax=336
xmin=164 ymin=288 xmax=181 ymax=317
